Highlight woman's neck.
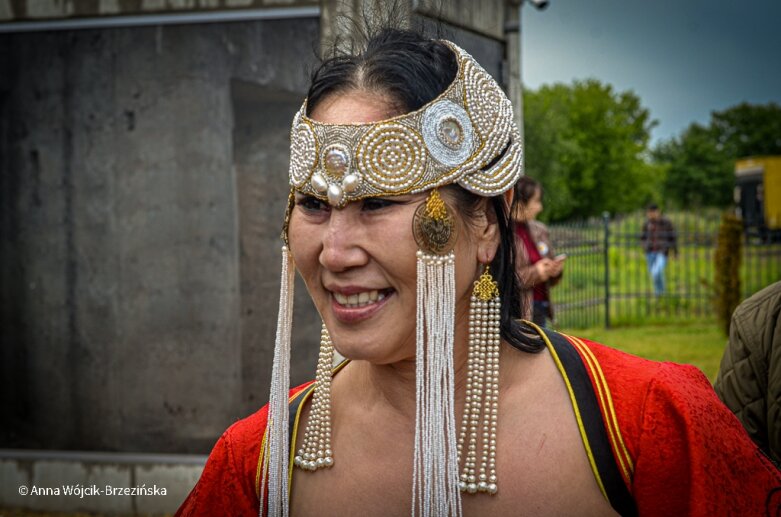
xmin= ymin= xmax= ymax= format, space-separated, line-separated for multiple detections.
xmin=339 ymin=301 xmax=472 ymax=422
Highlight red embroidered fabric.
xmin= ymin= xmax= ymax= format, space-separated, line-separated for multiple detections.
xmin=176 ymin=344 xmax=781 ymax=516
xmin=581 ymin=337 xmax=781 ymax=515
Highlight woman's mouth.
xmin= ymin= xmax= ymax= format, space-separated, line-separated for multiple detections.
xmin=332 ymin=289 xmax=388 ymax=308
xmin=330 ymin=288 xmax=394 ymax=323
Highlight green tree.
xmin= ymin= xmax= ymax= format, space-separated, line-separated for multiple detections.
xmin=652 ymin=102 xmax=781 ymax=209
xmin=523 ymin=80 xmax=659 ymax=221
xmin=711 ymin=102 xmax=781 ymax=157
xmin=653 ymin=125 xmax=733 ymax=208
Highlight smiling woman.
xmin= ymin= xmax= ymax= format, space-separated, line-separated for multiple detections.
xmin=175 ymin=27 xmax=781 ymax=517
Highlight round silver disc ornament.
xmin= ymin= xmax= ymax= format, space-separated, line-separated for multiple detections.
xmin=421 ymin=100 xmax=475 ymax=167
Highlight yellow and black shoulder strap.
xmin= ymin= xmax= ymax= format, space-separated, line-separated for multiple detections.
xmin=528 ymin=322 xmax=638 ymax=517
xmin=254 ymin=382 xmax=316 ymax=500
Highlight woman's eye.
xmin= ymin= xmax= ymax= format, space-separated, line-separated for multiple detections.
xmin=296 ymin=196 xmax=329 ymax=212
xmin=362 ymin=198 xmax=395 ymax=211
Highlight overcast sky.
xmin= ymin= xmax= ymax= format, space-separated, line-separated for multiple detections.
xmin=521 ymin=0 xmax=781 ymax=144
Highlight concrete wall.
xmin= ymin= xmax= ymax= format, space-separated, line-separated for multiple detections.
xmin=0 ymin=1 xmax=513 ymax=459
xmin=0 ymin=0 xmax=318 ymax=22
xmin=0 ymin=17 xmax=321 ymax=454
xmin=415 ymin=0 xmax=506 ymax=39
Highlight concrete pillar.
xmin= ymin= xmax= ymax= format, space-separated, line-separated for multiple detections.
xmin=0 ymin=18 xmax=320 ymax=454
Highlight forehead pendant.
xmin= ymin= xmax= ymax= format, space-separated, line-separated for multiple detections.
xmin=317 ymin=144 xmax=358 ymax=206
xmin=323 ymin=145 xmax=349 ymax=177
xmin=413 ymin=189 xmax=457 ymax=255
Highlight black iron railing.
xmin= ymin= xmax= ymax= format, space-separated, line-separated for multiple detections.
xmin=544 ymin=210 xmax=781 ymax=329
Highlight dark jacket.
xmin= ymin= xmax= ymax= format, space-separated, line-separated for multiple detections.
xmin=640 ymin=216 xmax=677 ymax=256
xmin=714 ymin=280 xmax=781 ymax=464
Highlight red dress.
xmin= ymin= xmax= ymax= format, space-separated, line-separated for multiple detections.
xmin=175 ymin=327 xmax=781 ymax=516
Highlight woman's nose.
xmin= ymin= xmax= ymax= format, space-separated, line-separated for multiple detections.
xmin=319 ymin=209 xmax=369 ymax=272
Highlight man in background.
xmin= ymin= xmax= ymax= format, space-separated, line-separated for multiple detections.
xmin=640 ymin=204 xmax=677 ymax=296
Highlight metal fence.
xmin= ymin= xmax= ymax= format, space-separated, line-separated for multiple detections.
xmin=546 ymin=210 xmax=781 ymax=329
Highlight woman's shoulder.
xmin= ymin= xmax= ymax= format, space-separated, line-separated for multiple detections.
xmin=572 ymin=334 xmax=706 ymax=392
xmin=572 ymin=335 xmax=722 ymax=420
xmin=569 ymin=335 xmax=781 ymax=514
xmin=528 ymin=219 xmax=550 ymax=238
xmin=175 ymin=381 xmax=314 ymax=516
xmin=221 ymin=380 xmax=315 ymax=468
xmin=560 ymin=334 xmax=718 ymax=454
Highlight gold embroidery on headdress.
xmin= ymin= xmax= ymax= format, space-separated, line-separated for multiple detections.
xmin=288 ymin=41 xmax=523 ymax=207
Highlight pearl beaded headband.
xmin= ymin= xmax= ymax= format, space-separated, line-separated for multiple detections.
xmin=288 ymin=41 xmax=523 ymax=207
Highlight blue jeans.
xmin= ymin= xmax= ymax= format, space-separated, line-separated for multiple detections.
xmin=646 ymin=252 xmax=667 ymax=295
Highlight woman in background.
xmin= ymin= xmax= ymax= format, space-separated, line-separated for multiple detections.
xmin=514 ymin=176 xmax=565 ymax=327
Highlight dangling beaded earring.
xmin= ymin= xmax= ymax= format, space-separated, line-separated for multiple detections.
xmin=457 ymin=265 xmax=501 ymax=495
xmin=294 ymin=323 xmax=335 ymax=471
xmin=411 ymin=188 xmax=462 ymax=517
xmin=261 ymin=189 xmax=297 ymax=516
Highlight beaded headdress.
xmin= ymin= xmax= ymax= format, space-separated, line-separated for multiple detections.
xmin=262 ymin=40 xmax=521 ymax=517
xmin=288 ymin=41 xmax=522 ymax=206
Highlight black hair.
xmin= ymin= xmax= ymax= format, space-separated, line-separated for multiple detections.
xmin=445 ymin=186 xmax=542 ymax=353
xmin=306 ymin=28 xmax=543 ymax=354
xmin=515 ymin=176 xmax=542 ymax=206
xmin=306 ymin=28 xmax=458 ymax=116
xmin=647 ymin=203 xmax=659 ymax=211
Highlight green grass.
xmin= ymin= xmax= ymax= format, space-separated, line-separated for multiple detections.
xmin=549 ymin=209 xmax=781 ymax=329
xmin=560 ymin=319 xmax=726 ymax=383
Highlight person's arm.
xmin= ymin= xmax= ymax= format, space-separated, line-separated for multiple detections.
xmin=631 ymin=363 xmax=781 ymax=515
xmin=515 ymin=236 xmax=551 ymax=287
xmin=538 ymin=224 xmax=564 ymax=287
xmin=668 ymin=219 xmax=678 ymax=256
xmin=640 ymin=220 xmax=648 ymax=246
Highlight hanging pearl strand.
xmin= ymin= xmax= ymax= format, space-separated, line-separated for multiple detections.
xmin=294 ymin=324 xmax=335 ymax=471
xmin=457 ymin=267 xmax=501 ymax=495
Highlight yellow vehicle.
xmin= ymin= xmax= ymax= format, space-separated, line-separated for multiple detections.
xmin=735 ymin=156 xmax=781 ymax=239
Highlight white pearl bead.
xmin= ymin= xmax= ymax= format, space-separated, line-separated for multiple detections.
xmin=311 ymin=173 xmax=328 ymax=194
xmin=327 ymin=184 xmax=344 ymax=206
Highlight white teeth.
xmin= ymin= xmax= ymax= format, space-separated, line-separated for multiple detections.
xmin=333 ymin=289 xmax=387 ymax=307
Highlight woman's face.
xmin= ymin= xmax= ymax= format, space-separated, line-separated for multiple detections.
xmin=517 ymin=187 xmax=543 ymax=222
xmin=288 ymin=91 xmax=499 ymax=365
